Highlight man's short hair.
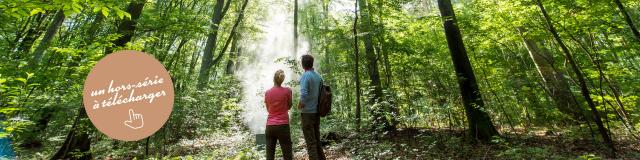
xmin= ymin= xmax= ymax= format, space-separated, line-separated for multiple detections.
xmin=301 ymin=54 xmax=314 ymax=70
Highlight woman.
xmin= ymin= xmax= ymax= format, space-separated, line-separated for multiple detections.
xmin=264 ymin=69 xmax=293 ymax=160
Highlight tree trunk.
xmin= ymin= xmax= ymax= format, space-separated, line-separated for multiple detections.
xmin=86 ymin=13 xmax=104 ymax=43
xmin=31 ymin=10 xmax=65 ymax=67
xmin=353 ymin=0 xmax=362 ymax=131
xmin=294 ymin=0 xmax=299 ymax=56
xmin=373 ymin=0 xmax=392 ymax=88
xmin=536 ymin=0 xmax=616 ymax=155
xmin=516 ymin=27 xmax=586 ymax=120
xmin=437 ymin=0 xmax=498 ymax=142
xmin=15 ymin=14 xmax=47 ymax=55
xmin=106 ymin=0 xmax=146 ymax=53
xmin=51 ymin=107 xmax=92 ymax=160
xmin=197 ymin=0 xmax=226 ymax=89
xmin=167 ymin=38 xmax=188 ymax=71
xmin=211 ymin=0 xmax=249 ymax=72
xmin=614 ymin=0 xmax=640 ymax=42
xmin=225 ymin=34 xmax=239 ymax=75
xmin=357 ymin=0 xmax=394 ymax=132
xmin=188 ymin=43 xmax=201 ymax=78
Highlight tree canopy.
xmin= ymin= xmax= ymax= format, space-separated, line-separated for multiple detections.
xmin=1 ymin=0 xmax=639 ymax=159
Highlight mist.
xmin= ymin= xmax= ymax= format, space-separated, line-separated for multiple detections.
xmin=236 ymin=0 xmax=310 ymax=134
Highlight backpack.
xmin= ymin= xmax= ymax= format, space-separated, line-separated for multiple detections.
xmin=317 ymin=80 xmax=332 ymax=117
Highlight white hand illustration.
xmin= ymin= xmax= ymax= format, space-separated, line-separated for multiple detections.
xmin=124 ymin=109 xmax=144 ymax=129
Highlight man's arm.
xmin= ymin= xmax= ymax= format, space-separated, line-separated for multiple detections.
xmin=299 ymin=74 xmax=309 ymax=109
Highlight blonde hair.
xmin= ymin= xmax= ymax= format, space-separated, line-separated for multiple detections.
xmin=274 ymin=69 xmax=285 ymax=86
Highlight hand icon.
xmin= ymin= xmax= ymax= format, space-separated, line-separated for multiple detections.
xmin=124 ymin=109 xmax=144 ymax=129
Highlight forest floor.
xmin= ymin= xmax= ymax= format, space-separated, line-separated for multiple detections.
xmin=174 ymin=126 xmax=640 ymax=159
xmin=14 ymin=123 xmax=640 ymax=159
xmin=289 ymin=128 xmax=640 ymax=159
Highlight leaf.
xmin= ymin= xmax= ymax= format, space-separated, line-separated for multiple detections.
xmin=15 ymin=78 xmax=27 ymax=84
xmin=0 ymin=132 xmax=9 ymax=138
xmin=124 ymin=12 xmax=132 ymax=20
xmin=116 ymin=9 xmax=124 ymax=19
xmin=0 ymin=79 xmax=5 ymax=84
xmin=26 ymin=72 xmax=34 ymax=79
xmin=30 ymin=8 xmax=44 ymax=16
xmin=114 ymin=8 xmax=131 ymax=20
xmin=27 ymin=83 xmax=40 ymax=87
xmin=72 ymin=3 xmax=83 ymax=12
xmin=0 ymin=108 xmax=19 ymax=114
xmin=101 ymin=7 xmax=109 ymax=17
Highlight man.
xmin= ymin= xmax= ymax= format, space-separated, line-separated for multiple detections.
xmin=298 ymin=54 xmax=326 ymax=160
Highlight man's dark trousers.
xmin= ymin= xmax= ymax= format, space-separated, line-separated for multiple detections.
xmin=301 ymin=113 xmax=325 ymax=160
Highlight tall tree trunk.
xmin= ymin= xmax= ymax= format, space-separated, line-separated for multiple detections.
xmin=357 ymin=0 xmax=394 ymax=132
xmin=536 ymin=0 xmax=616 ymax=155
xmin=353 ymin=0 xmax=362 ymax=131
xmin=197 ymin=0 xmax=226 ymax=89
xmin=12 ymin=15 xmax=34 ymax=52
xmin=225 ymin=34 xmax=239 ymax=75
xmin=614 ymin=0 xmax=640 ymax=42
xmin=188 ymin=51 xmax=201 ymax=77
xmin=15 ymin=14 xmax=47 ymax=55
xmin=167 ymin=38 xmax=188 ymax=71
xmin=188 ymin=40 xmax=203 ymax=78
xmin=211 ymin=0 xmax=249 ymax=72
xmin=375 ymin=0 xmax=392 ymax=88
xmin=321 ymin=1 xmax=333 ymax=83
xmin=86 ymin=13 xmax=104 ymax=43
xmin=567 ymin=31 xmax=638 ymax=132
xmin=294 ymin=0 xmax=299 ymax=56
xmin=516 ymin=27 xmax=586 ymax=120
xmin=51 ymin=106 xmax=92 ymax=160
xmin=106 ymin=0 xmax=146 ymax=53
xmin=31 ymin=10 xmax=65 ymax=67
xmin=437 ymin=0 xmax=498 ymax=142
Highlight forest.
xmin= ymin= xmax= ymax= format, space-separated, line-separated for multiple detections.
xmin=1 ymin=0 xmax=640 ymax=159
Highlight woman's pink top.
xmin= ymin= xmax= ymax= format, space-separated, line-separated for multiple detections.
xmin=265 ymin=86 xmax=292 ymax=125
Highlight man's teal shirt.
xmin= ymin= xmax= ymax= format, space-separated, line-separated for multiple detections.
xmin=299 ymin=69 xmax=322 ymax=113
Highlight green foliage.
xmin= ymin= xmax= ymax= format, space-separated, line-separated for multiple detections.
xmin=1 ymin=0 xmax=640 ymax=158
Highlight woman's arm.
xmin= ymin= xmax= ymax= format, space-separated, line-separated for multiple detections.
xmin=288 ymin=89 xmax=293 ymax=110
xmin=264 ymin=92 xmax=268 ymax=110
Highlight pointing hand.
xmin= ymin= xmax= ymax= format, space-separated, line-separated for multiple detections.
xmin=124 ymin=109 xmax=144 ymax=129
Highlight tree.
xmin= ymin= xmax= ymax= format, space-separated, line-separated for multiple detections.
xmin=19 ymin=10 xmax=66 ymax=148
xmin=294 ymin=0 xmax=299 ymax=56
xmin=516 ymin=27 xmax=585 ymax=120
xmin=51 ymin=107 xmax=92 ymax=160
xmin=106 ymin=0 xmax=146 ymax=53
xmin=210 ymin=0 xmax=249 ymax=74
xmin=197 ymin=0 xmax=227 ymax=89
xmin=358 ymin=0 xmax=395 ymax=132
xmin=13 ymin=14 xmax=48 ymax=54
xmin=437 ymin=0 xmax=498 ymax=141
xmin=535 ymin=0 xmax=615 ymax=154
xmin=224 ymin=34 xmax=239 ymax=75
xmin=353 ymin=0 xmax=362 ymax=131
xmin=613 ymin=0 xmax=640 ymax=42
xmin=31 ymin=10 xmax=65 ymax=67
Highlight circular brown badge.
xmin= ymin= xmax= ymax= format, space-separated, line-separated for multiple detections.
xmin=83 ymin=50 xmax=174 ymax=141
